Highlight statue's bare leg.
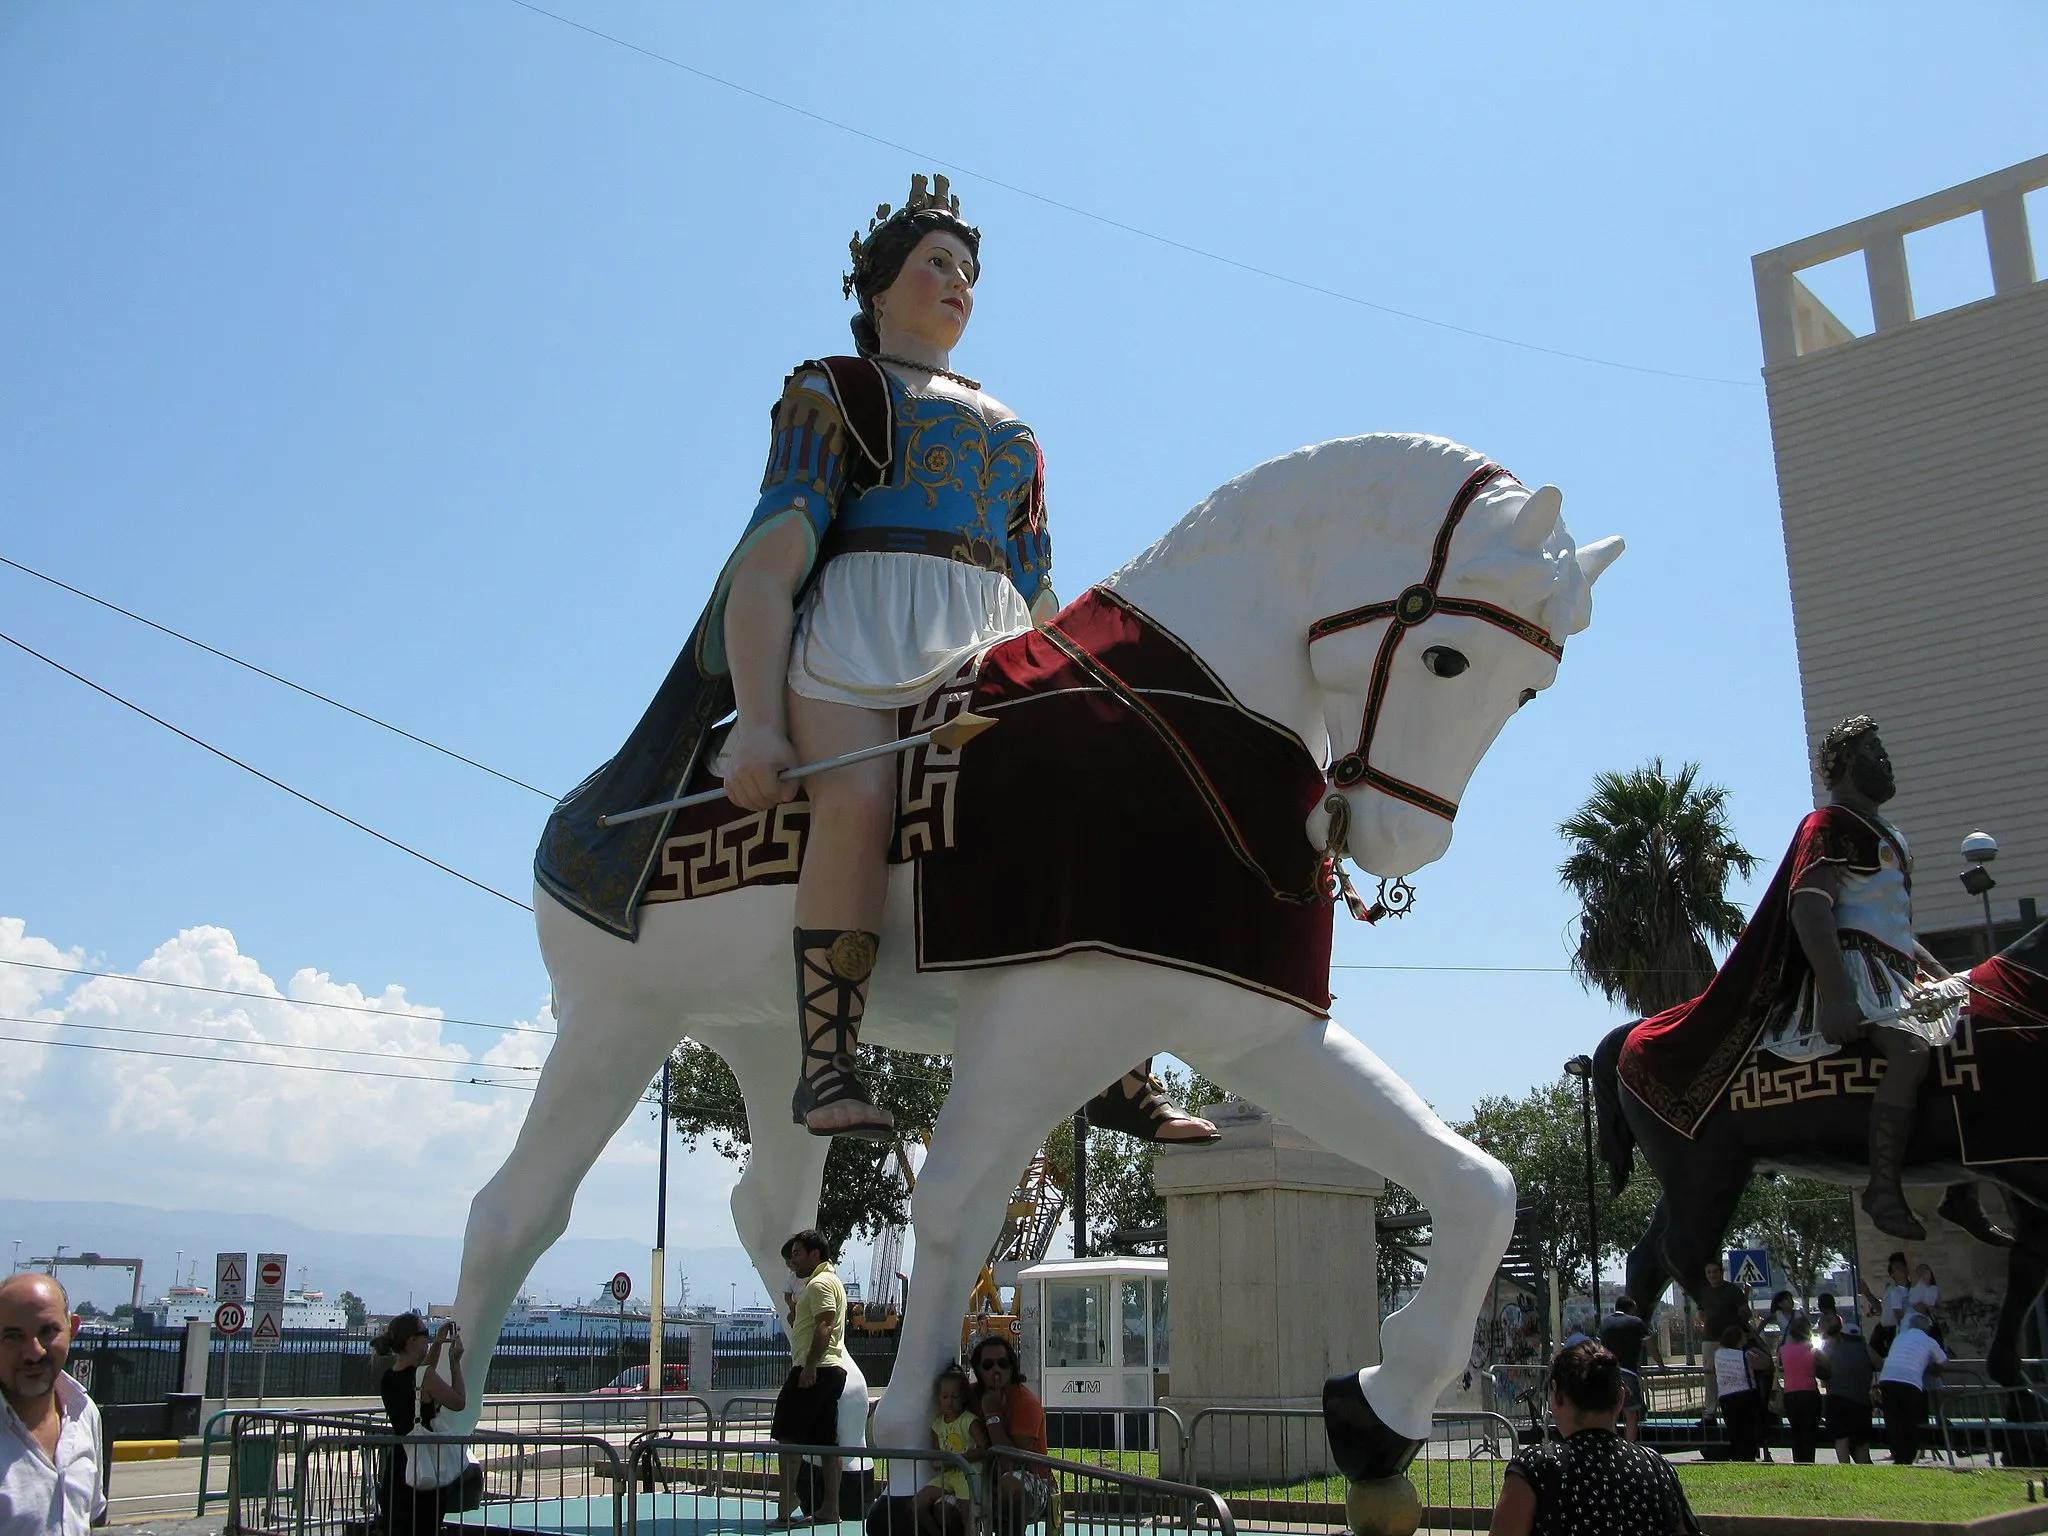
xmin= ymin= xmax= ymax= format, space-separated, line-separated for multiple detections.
xmin=786 ymin=692 xmax=897 ymax=1137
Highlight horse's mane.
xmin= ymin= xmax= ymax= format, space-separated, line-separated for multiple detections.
xmin=1109 ymin=432 xmax=1594 ymax=638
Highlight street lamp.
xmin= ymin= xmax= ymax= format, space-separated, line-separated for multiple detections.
xmin=1960 ymin=831 xmax=2000 ymax=958
xmin=1563 ymin=1055 xmax=1599 ymax=1319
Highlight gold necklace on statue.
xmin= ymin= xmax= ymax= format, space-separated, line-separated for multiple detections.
xmin=874 ymin=354 xmax=982 ymax=392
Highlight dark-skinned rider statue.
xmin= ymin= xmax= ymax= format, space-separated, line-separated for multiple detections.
xmin=1616 ymin=715 xmax=2007 ymax=1250
xmin=1756 ymin=717 xmax=2001 ymax=1242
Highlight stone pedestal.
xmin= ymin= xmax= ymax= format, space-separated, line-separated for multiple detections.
xmin=1156 ymin=1101 xmax=1383 ymax=1480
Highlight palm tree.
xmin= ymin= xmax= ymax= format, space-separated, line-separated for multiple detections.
xmin=1559 ymin=760 xmax=1759 ymax=1017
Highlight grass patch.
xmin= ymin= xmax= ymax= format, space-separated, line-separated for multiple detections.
xmin=1674 ymin=1464 xmax=2036 ymax=1521
xmin=1056 ymin=1448 xmax=2040 ymax=1523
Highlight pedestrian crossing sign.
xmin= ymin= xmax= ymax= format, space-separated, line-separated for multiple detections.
xmin=1727 ymin=1247 xmax=1770 ymax=1289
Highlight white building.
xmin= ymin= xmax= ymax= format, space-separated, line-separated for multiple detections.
xmin=1752 ymin=154 xmax=2048 ymax=963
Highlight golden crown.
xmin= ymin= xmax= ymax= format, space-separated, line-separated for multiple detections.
xmin=844 ymin=173 xmax=966 ymax=299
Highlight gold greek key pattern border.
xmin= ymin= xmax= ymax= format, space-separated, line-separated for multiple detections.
xmin=642 ymin=800 xmax=810 ymax=905
xmin=1726 ymin=1018 xmax=1979 ymax=1112
xmin=895 ymin=671 xmax=977 ymax=861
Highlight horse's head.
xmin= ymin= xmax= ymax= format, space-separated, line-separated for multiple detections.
xmin=1301 ymin=438 xmax=1622 ymax=879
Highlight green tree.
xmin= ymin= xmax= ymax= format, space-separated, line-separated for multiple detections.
xmin=664 ymin=1040 xmax=953 ymax=1252
xmin=1729 ymin=1177 xmax=1856 ymax=1306
xmin=1457 ymin=1075 xmax=1663 ymax=1300
xmin=1559 ymin=760 xmax=1758 ymax=1016
xmin=339 ymin=1290 xmax=368 ymax=1330
xmin=1374 ymin=1178 xmax=1428 ymax=1307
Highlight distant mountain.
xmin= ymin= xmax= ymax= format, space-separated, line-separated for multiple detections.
xmin=0 ymin=1199 xmax=766 ymax=1316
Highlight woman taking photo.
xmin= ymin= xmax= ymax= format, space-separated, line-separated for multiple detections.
xmin=1489 ymin=1342 xmax=1697 ymax=1535
xmin=372 ymin=1314 xmax=473 ymax=1534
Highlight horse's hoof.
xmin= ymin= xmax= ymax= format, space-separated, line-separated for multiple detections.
xmin=1344 ymin=1476 xmax=1421 ymax=1536
xmin=1323 ymin=1371 xmax=1423 ymax=1482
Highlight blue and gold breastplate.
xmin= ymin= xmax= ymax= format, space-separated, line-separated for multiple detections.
xmin=822 ymin=373 xmax=1044 ymax=585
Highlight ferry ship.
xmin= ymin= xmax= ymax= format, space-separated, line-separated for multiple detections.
xmin=140 ymin=1267 xmax=349 ymax=1330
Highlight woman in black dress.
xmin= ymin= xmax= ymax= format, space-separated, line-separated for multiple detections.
xmin=1489 ymin=1342 xmax=1697 ymax=1536
xmin=372 ymin=1314 xmax=470 ymax=1535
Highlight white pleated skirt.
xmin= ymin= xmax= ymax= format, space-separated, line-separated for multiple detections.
xmin=788 ymin=551 xmax=1032 ymax=709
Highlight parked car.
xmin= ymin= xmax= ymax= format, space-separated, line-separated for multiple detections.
xmin=591 ymin=1364 xmax=689 ymax=1394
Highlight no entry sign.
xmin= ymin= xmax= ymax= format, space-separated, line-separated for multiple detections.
xmin=608 ymin=1271 xmax=632 ymax=1302
xmin=255 ymin=1253 xmax=288 ymax=1305
xmin=214 ymin=1301 xmax=246 ymax=1335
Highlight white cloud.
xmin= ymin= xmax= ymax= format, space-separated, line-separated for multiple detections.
xmin=0 ymin=916 xmax=740 ymax=1244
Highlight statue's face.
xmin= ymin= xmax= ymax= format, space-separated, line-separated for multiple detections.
xmin=1843 ymin=731 xmax=1896 ymax=804
xmin=873 ymin=231 xmax=975 ymax=353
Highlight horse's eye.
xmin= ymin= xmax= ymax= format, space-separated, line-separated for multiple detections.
xmin=1422 ymin=646 xmax=1469 ymax=678
xmin=1518 ymin=688 xmax=1538 ymax=708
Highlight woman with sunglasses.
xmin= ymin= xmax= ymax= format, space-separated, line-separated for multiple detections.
xmin=967 ymin=1337 xmax=1049 ymax=1535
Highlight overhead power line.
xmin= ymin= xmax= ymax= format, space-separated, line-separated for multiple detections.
xmin=0 ymin=627 xmax=534 ymax=914
xmin=0 ymin=1012 xmax=541 ymax=1070
xmin=503 ymin=0 xmax=1756 ymax=389
xmin=0 ymin=957 xmax=556 ymax=1037
xmin=0 ymin=555 xmax=558 ymax=800
xmin=0 ymin=1029 xmax=537 ymax=1090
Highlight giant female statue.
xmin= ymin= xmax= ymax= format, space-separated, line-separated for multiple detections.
xmin=536 ymin=175 xmax=1214 ymax=1144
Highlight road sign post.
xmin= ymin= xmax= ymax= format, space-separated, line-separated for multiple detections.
xmin=1726 ymin=1247 xmax=1771 ymax=1291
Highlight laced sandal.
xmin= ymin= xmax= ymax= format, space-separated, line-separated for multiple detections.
xmin=1084 ymin=1060 xmax=1221 ymax=1144
xmin=790 ymin=927 xmax=895 ymax=1143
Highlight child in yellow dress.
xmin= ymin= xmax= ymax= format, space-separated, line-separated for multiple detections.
xmin=915 ymin=1364 xmax=978 ymax=1536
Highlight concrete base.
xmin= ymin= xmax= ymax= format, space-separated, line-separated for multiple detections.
xmin=1156 ymin=1104 xmax=1383 ymax=1484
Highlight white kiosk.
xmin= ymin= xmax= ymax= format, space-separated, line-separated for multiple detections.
xmin=1016 ymin=1257 xmax=1168 ymax=1450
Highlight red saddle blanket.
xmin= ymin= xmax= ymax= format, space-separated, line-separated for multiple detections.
xmin=639 ymin=586 xmax=1336 ymax=1015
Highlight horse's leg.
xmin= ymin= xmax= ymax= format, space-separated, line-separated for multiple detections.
xmin=1207 ymin=1018 xmax=1516 ymax=1450
xmin=1627 ymin=1199 xmax=1674 ymax=1327
xmin=1991 ymin=1188 xmax=2048 ymax=1387
xmin=445 ymin=990 xmax=677 ymax=1430
xmin=871 ymin=967 xmax=1141 ymax=1486
xmin=712 ymin=1024 xmax=833 ymax=1303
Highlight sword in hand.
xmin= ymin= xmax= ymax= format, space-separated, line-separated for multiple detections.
xmin=596 ymin=711 xmax=999 ymax=829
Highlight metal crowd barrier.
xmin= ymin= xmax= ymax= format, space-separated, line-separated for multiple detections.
xmin=1934 ymin=1384 xmax=2048 ymax=1469
xmin=1041 ymin=1404 xmax=1187 ymax=1481
xmin=990 ymin=1445 xmax=1234 ymax=1536
xmin=255 ymin=1425 xmax=626 ymax=1536
xmin=1178 ymin=1405 xmax=1513 ymax=1533
xmin=475 ymin=1391 xmax=716 ymax=1441
xmin=624 ymin=1437 xmax=965 ymax=1535
xmin=198 ymin=1408 xmax=384 ymax=1519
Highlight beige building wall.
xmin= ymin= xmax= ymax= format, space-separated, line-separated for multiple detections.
xmin=1752 ymin=155 xmax=2048 ymax=942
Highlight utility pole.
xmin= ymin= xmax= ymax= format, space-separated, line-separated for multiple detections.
xmin=1071 ymin=1109 xmax=1089 ymax=1259
xmin=648 ymin=1061 xmax=670 ymax=1430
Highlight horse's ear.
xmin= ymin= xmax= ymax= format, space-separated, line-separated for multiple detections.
xmin=1509 ymin=485 xmax=1563 ymax=552
xmin=1576 ymin=535 xmax=1625 ymax=584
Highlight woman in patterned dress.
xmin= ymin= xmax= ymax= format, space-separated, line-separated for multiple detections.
xmin=1489 ymin=1341 xmax=1698 ymax=1536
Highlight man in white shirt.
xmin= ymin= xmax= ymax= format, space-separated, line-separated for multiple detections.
xmin=1 ymin=1273 xmax=106 ymax=1536
xmin=1877 ymin=1313 xmax=1948 ymax=1465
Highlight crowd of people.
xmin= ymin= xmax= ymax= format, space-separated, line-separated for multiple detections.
xmin=1551 ymin=1255 xmax=1956 ymax=1476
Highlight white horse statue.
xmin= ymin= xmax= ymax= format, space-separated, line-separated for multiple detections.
xmin=446 ymin=432 xmax=1620 ymax=1526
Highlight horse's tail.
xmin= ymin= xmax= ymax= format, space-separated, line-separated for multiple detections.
xmin=1591 ymin=1023 xmax=1637 ymax=1195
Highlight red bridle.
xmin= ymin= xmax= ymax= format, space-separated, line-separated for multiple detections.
xmin=1307 ymin=462 xmax=1564 ymax=823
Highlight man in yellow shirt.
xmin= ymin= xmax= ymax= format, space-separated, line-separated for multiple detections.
xmin=770 ymin=1230 xmax=848 ymax=1527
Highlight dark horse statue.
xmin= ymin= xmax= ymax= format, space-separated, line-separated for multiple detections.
xmin=1594 ymin=919 xmax=2048 ymax=1386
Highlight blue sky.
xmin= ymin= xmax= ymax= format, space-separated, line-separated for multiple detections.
xmin=3 ymin=2 xmax=2042 ymax=1268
